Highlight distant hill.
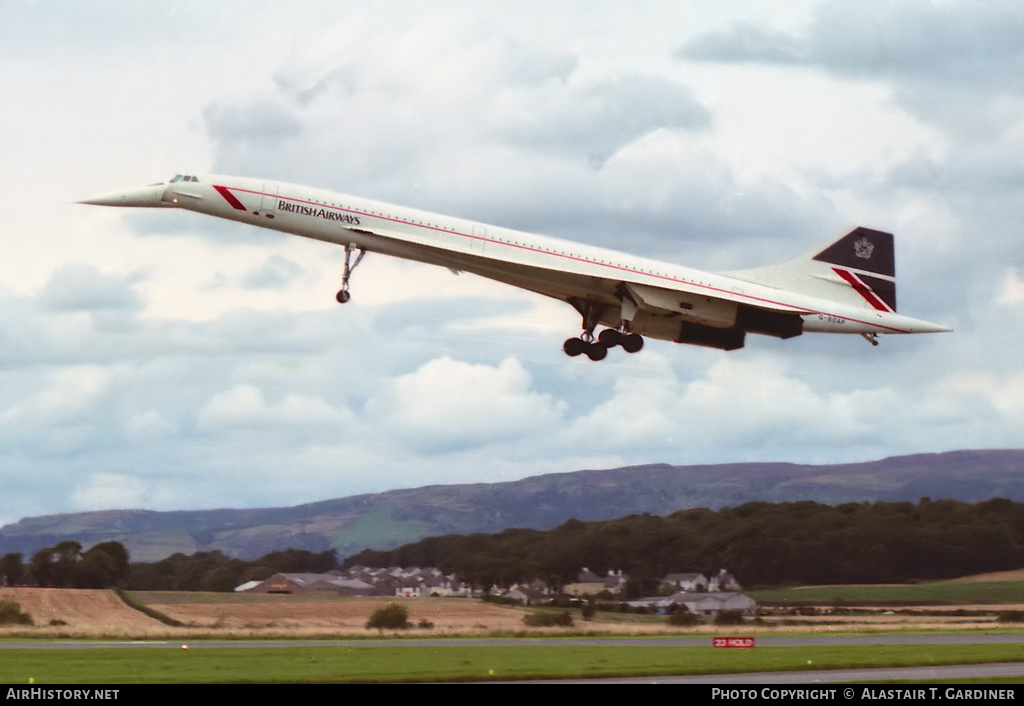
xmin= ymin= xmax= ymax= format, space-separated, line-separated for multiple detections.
xmin=1 ymin=449 xmax=1021 ymax=562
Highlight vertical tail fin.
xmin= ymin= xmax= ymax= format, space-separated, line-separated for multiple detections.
xmin=812 ymin=227 xmax=896 ymax=312
xmin=728 ymin=227 xmax=897 ymax=312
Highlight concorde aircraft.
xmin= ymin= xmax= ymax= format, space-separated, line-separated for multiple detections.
xmin=80 ymin=174 xmax=950 ymax=360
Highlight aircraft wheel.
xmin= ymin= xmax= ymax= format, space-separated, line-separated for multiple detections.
xmin=622 ymin=334 xmax=644 ymax=353
xmin=563 ymin=337 xmax=586 ymax=357
xmin=598 ymin=329 xmax=624 ymax=347
xmin=336 ymin=290 xmax=351 ymax=304
xmin=585 ymin=342 xmax=608 ymax=361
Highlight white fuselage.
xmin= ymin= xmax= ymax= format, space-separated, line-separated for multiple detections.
xmin=81 ymin=175 xmax=951 ymax=344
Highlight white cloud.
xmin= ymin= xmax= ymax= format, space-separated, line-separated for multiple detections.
xmin=197 ymin=384 xmax=350 ymax=432
xmin=1 ymin=366 xmax=114 ymax=432
xmin=239 ymin=254 xmax=306 ymax=290
xmin=560 ymin=349 xmax=978 ymax=466
xmin=71 ymin=473 xmax=156 ymax=512
xmin=998 ymin=270 xmax=1024 ymax=306
xmin=368 ymin=356 xmax=564 ymax=452
xmin=946 ymin=372 xmax=1024 ymax=421
xmin=680 ymin=0 xmax=1024 ymax=138
xmin=494 ymin=74 xmax=711 ymax=165
xmin=124 ymin=409 xmax=178 ymax=440
xmin=38 ymin=265 xmax=146 ymax=313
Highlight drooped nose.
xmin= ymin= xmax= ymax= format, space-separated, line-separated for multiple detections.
xmin=78 ymin=183 xmax=170 ymax=207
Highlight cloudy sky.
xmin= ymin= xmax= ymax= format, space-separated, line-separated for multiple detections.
xmin=1 ymin=1 xmax=1022 ymax=526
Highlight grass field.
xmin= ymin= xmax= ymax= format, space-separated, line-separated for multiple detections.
xmin=2 ymin=643 xmax=1023 ymax=684
xmin=750 ymin=581 xmax=1024 ymax=605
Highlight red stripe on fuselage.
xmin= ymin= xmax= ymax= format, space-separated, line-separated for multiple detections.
xmin=213 ymin=183 xmax=915 ymax=333
xmin=833 ymin=268 xmax=890 ymax=311
xmin=213 ymin=185 xmax=248 ymax=211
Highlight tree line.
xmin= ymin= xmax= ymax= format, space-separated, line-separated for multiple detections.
xmin=344 ymin=498 xmax=1024 ymax=593
xmin=4 ymin=498 xmax=1023 ymax=592
xmin=0 ymin=544 xmax=339 ymax=592
xmin=0 ymin=541 xmax=130 ymax=589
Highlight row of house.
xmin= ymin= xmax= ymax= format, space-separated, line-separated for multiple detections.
xmin=236 ymin=566 xmax=471 ymax=598
xmin=235 ymin=565 xmax=754 ymax=615
xmin=630 ymin=591 xmax=758 ymax=616
xmin=556 ymin=567 xmax=741 ymax=596
xmin=661 ymin=569 xmax=742 ymax=593
xmin=505 ymin=568 xmax=753 ymax=614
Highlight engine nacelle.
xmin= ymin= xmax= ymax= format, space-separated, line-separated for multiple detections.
xmin=676 ymin=322 xmax=746 ymax=350
xmin=736 ymin=307 xmax=804 ymax=339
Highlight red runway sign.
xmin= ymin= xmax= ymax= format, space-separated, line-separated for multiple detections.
xmin=713 ymin=637 xmax=755 ymax=648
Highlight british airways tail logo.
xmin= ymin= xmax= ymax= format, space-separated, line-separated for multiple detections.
xmin=854 ymin=237 xmax=874 ymax=259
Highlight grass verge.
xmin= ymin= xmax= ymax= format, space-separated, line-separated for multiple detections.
xmin=114 ymin=589 xmax=183 ymax=627
xmin=1 ymin=643 xmax=1022 ymax=684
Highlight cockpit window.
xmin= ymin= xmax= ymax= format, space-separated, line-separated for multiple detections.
xmin=169 ymin=174 xmax=200 ymax=183
xmin=170 ymin=174 xmax=182 ymax=182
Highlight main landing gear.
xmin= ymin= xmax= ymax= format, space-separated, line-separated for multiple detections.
xmin=563 ymin=297 xmax=643 ymax=361
xmin=336 ymin=243 xmax=366 ymax=304
xmin=563 ymin=329 xmax=644 ymax=361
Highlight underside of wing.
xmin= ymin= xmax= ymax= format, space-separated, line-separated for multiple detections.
xmin=345 ymin=227 xmax=803 ymax=350
xmin=614 ymin=282 xmax=804 ymax=347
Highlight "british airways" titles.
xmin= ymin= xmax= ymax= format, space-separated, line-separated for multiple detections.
xmin=278 ymin=200 xmax=360 ymax=225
